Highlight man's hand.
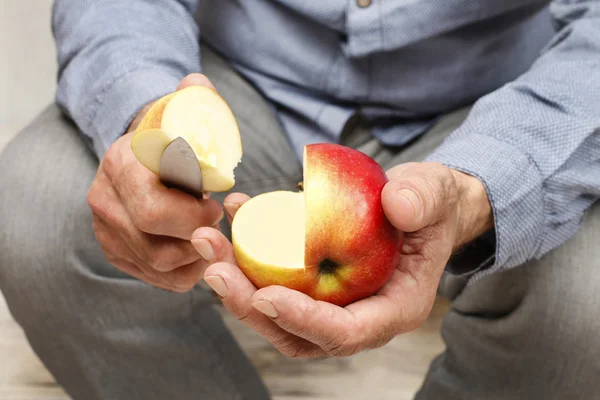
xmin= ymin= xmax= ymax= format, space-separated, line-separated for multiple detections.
xmin=195 ymin=162 xmax=493 ymax=357
xmin=88 ymin=74 xmax=227 ymax=292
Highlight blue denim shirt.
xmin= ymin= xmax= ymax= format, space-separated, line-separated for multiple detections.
xmin=52 ymin=0 xmax=600 ymax=280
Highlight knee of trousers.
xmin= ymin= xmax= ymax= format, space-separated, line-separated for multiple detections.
xmin=0 ymin=106 xmax=119 ymax=331
xmin=435 ymin=203 xmax=600 ymax=397
xmin=0 ymin=107 xmax=214 ymax=338
xmin=510 ymin=204 xmax=600 ymax=358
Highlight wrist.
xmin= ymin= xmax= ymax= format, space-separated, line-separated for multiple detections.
xmin=126 ymin=101 xmax=155 ymax=134
xmin=451 ymin=169 xmax=494 ymax=249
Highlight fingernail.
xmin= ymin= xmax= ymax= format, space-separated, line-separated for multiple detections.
xmin=204 ymin=275 xmax=228 ymax=297
xmin=398 ymin=189 xmax=421 ymax=218
xmin=191 ymin=239 xmax=215 ymax=262
xmin=224 ymin=202 xmax=240 ymax=220
xmin=252 ymin=300 xmax=279 ymax=318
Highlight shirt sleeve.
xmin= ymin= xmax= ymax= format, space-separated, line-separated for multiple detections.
xmin=52 ymin=0 xmax=201 ymax=158
xmin=425 ymin=0 xmax=600 ymax=279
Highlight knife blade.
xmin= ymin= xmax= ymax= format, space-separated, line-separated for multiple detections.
xmin=159 ymin=137 xmax=204 ymax=197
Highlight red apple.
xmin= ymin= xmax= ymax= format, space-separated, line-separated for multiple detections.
xmin=232 ymin=143 xmax=402 ymax=307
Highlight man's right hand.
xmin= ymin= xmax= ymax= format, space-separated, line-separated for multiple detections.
xmin=87 ymin=74 xmax=226 ymax=292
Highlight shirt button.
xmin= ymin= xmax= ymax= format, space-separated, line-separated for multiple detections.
xmin=357 ymin=0 xmax=372 ymax=8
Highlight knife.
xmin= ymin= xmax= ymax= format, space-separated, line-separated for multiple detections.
xmin=159 ymin=137 xmax=204 ymax=198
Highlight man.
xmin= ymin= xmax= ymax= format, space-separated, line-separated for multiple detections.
xmin=1 ymin=0 xmax=599 ymax=399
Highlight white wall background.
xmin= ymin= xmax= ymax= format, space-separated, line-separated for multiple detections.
xmin=1 ymin=0 xmax=57 ymax=152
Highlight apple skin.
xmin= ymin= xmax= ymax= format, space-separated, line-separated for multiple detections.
xmin=135 ymin=91 xmax=177 ymax=133
xmin=234 ymin=143 xmax=403 ymax=307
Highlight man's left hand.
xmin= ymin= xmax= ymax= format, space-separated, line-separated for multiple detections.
xmin=193 ymin=162 xmax=493 ymax=358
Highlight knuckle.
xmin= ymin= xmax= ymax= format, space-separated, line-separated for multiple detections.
xmin=429 ymin=162 xmax=457 ymax=199
xmin=98 ymin=243 xmax=116 ymax=261
xmin=87 ymin=179 xmax=118 ymax=224
xmin=371 ymin=326 xmax=396 ymax=349
xmin=92 ymin=219 xmax=112 ymax=246
xmin=145 ymin=245 xmax=170 ymax=271
xmin=87 ymin=184 xmax=103 ymax=214
xmin=159 ymin=272 xmax=196 ymax=292
xmin=133 ymin=198 xmax=161 ymax=233
xmin=321 ymin=332 xmax=351 ymax=357
xmin=147 ymin=252 xmax=173 ymax=272
xmin=146 ymin=242 xmax=194 ymax=272
xmin=169 ymin=282 xmax=194 ymax=293
xmin=237 ymin=311 xmax=253 ymax=324
xmin=295 ymin=300 xmax=313 ymax=320
xmin=272 ymin=336 xmax=302 ymax=358
xmin=404 ymin=319 xmax=424 ymax=334
xmin=105 ymin=255 xmax=120 ymax=267
xmin=415 ymin=308 xmax=431 ymax=329
xmin=94 ymin=227 xmax=109 ymax=245
xmin=101 ymin=149 xmax=117 ymax=177
xmin=102 ymin=139 xmax=130 ymax=178
xmin=101 ymin=145 xmax=127 ymax=183
xmin=325 ymin=335 xmax=360 ymax=357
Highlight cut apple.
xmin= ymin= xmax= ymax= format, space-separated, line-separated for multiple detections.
xmin=131 ymin=86 xmax=242 ymax=192
xmin=232 ymin=143 xmax=402 ymax=307
xmin=233 ymin=191 xmax=306 ymax=269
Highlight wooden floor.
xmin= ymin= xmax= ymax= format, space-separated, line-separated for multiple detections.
xmin=0 ymin=292 xmax=449 ymax=400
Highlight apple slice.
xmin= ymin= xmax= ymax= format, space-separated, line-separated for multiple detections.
xmin=232 ymin=143 xmax=402 ymax=307
xmin=131 ymin=86 xmax=242 ymax=192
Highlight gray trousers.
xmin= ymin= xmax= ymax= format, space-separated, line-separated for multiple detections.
xmin=1 ymin=45 xmax=599 ymax=400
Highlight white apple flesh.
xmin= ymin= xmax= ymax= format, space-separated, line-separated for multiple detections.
xmin=131 ymin=86 xmax=242 ymax=192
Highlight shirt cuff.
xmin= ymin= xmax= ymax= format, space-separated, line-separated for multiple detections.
xmin=424 ymin=133 xmax=545 ymax=280
xmin=88 ymin=69 xmax=182 ymax=158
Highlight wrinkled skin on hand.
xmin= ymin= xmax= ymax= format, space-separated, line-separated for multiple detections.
xmin=196 ymin=162 xmax=493 ymax=358
xmin=88 ymin=74 xmax=229 ymax=292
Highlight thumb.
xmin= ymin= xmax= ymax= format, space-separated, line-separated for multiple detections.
xmin=177 ymin=73 xmax=216 ymax=91
xmin=191 ymin=226 xmax=237 ymax=265
xmin=223 ymin=192 xmax=251 ymax=224
xmin=381 ymin=162 xmax=457 ymax=232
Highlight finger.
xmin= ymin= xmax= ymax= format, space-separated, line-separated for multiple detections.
xmin=110 ymin=257 xmax=192 ymax=293
xmin=109 ymin=232 xmax=207 ymax=292
xmin=177 ymin=73 xmax=216 ymax=91
xmin=139 ymin=235 xmax=202 ymax=272
xmin=382 ymin=162 xmax=458 ymax=232
xmin=204 ymin=262 xmax=325 ymax=358
xmin=90 ymin=175 xmax=204 ymax=272
xmin=102 ymin=134 xmax=224 ymax=239
xmin=120 ymin=232 xmax=207 ymax=291
xmin=250 ymin=286 xmax=362 ymax=357
xmin=223 ymin=192 xmax=251 ymax=223
xmin=190 ymin=226 xmax=238 ymax=265
xmin=356 ymin=268 xmax=437 ymax=337
xmin=90 ymin=176 xmax=208 ymax=290
xmin=114 ymin=157 xmax=224 ymax=239
xmin=93 ymin=216 xmax=182 ymax=291
xmin=158 ymin=259 xmax=208 ymax=292
xmin=252 ymin=269 xmax=431 ymax=356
